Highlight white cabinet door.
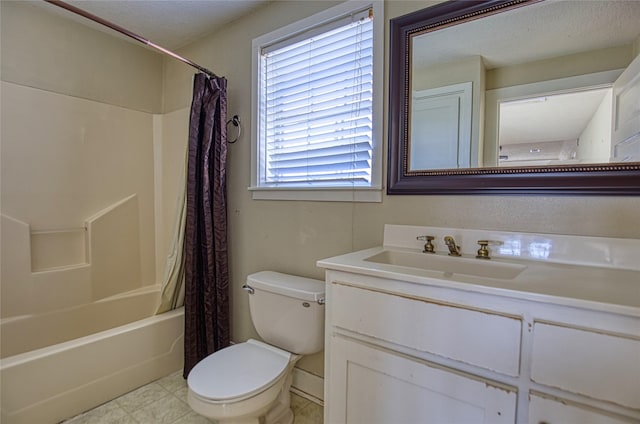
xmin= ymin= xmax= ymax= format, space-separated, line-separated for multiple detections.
xmin=326 ymin=336 xmax=516 ymax=424
xmin=529 ymin=394 xmax=636 ymax=424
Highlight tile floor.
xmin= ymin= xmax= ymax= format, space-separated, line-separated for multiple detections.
xmin=61 ymin=371 xmax=323 ymax=424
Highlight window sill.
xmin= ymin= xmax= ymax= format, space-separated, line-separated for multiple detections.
xmin=248 ymin=187 xmax=382 ymax=203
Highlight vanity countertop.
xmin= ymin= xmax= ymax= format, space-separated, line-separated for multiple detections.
xmin=317 ymin=225 xmax=640 ymax=316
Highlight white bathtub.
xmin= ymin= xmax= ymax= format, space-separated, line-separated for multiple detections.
xmin=0 ymin=287 xmax=184 ymax=424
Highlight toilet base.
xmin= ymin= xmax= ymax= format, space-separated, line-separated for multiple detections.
xmin=189 ymin=356 xmax=300 ymax=424
xmin=261 ymin=364 xmax=297 ymax=424
xmin=266 ymin=407 xmax=293 ymax=424
xmin=196 ymin=384 xmax=294 ymax=424
xmin=263 ymin=377 xmax=294 ymax=424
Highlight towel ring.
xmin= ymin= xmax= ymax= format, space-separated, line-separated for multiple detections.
xmin=226 ymin=115 xmax=241 ymax=144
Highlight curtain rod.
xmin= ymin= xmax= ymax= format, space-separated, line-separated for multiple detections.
xmin=43 ymin=0 xmax=219 ymax=79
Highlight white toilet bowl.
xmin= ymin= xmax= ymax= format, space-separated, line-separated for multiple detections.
xmin=187 ymin=339 xmax=300 ymax=424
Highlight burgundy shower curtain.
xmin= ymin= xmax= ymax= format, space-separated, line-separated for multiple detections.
xmin=183 ymin=73 xmax=230 ymax=377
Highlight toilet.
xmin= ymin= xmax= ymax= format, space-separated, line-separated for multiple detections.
xmin=187 ymin=271 xmax=325 ymax=424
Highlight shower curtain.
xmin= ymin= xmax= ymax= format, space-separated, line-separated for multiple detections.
xmin=183 ymin=73 xmax=230 ymax=377
xmin=156 ymin=156 xmax=187 ymax=314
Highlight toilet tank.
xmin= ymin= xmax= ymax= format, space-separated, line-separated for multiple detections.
xmin=246 ymin=271 xmax=325 ymax=355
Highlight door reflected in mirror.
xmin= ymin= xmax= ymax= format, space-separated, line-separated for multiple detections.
xmin=410 ymin=82 xmax=473 ymax=170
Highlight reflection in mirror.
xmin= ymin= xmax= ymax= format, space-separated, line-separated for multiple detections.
xmin=388 ymin=0 xmax=640 ymax=194
xmin=409 ymin=0 xmax=640 ymax=171
xmin=498 ymin=88 xmax=612 ymax=166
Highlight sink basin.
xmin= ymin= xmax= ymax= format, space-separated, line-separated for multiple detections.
xmin=364 ymin=250 xmax=526 ymax=280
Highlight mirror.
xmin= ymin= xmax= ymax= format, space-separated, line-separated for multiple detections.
xmin=388 ymin=0 xmax=640 ymax=194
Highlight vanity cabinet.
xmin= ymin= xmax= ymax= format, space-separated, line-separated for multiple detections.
xmin=322 ymin=270 xmax=640 ymax=424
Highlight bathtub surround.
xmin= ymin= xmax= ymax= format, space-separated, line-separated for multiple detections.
xmin=183 ymin=73 xmax=231 ymax=377
xmin=0 ymin=0 xmax=162 ymax=318
xmin=0 ymin=81 xmax=156 ymax=316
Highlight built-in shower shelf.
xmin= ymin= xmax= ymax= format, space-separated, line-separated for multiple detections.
xmin=30 ymin=228 xmax=87 ymax=272
xmin=4 ymin=192 xmax=142 ymax=317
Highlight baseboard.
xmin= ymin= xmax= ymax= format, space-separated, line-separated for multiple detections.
xmin=291 ymin=367 xmax=324 ymax=406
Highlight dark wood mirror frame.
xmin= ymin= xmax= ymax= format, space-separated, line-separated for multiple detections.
xmin=387 ymin=0 xmax=640 ymax=195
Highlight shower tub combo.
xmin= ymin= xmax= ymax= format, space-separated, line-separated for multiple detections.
xmin=0 ymin=286 xmax=184 ymax=424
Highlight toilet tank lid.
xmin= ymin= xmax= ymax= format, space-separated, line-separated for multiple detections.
xmin=247 ymin=271 xmax=325 ymax=302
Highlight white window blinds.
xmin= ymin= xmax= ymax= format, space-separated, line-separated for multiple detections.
xmin=258 ymin=9 xmax=374 ymax=188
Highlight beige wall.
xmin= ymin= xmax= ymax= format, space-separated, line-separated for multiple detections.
xmin=0 ymin=1 xmax=163 ymax=113
xmin=486 ymin=45 xmax=635 ymax=90
xmin=160 ymin=0 xmax=640 ymax=379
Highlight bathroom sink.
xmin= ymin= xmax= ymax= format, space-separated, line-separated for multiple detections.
xmin=364 ymin=250 xmax=526 ymax=280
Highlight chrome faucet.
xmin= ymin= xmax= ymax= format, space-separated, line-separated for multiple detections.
xmin=444 ymin=236 xmax=462 ymax=256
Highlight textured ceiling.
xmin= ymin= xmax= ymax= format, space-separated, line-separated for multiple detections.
xmin=413 ymin=0 xmax=640 ymax=70
xmin=39 ymin=0 xmax=272 ymax=50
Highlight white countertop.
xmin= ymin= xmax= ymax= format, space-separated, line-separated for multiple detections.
xmin=317 ymin=225 xmax=640 ymax=316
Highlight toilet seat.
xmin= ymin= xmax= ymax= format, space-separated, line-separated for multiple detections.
xmin=188 ymin=339 xmax=291 ymax=403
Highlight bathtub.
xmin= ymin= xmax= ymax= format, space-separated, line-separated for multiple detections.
xmin=0 ymin=287 xmax=184 ymax=424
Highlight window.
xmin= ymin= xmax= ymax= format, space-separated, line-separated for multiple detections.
xmin=251 ymin=2 xmax=382 ymax=202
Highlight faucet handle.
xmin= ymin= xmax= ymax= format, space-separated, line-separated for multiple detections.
xmin=476 ymin=240 xmax=504 ymax=259
xmin=416 ymin=235 xmax=436 ymax=253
